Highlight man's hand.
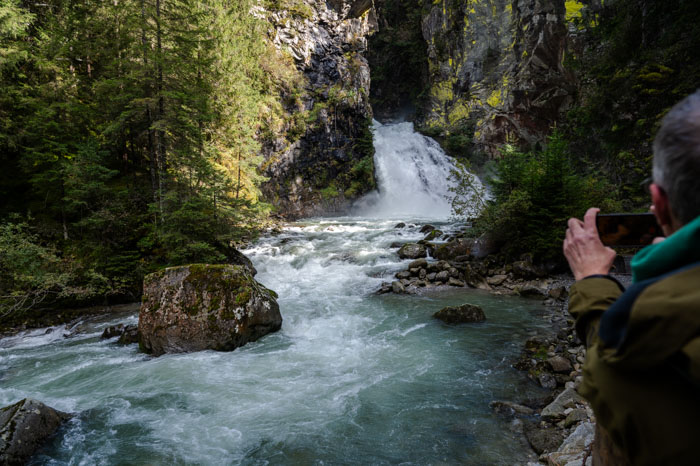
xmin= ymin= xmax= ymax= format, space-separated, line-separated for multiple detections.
xmin=563 ymin=207 xmax=617 ymax=281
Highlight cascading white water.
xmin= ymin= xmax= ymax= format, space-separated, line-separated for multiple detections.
xmin=0 ymin=122 xmax=543 ymax=465
xmin=355 ymin=120 xmax=482 ymax=220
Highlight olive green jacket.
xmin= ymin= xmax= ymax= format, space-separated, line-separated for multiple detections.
xmin=569 ymin=265 xmax=700 ymax=465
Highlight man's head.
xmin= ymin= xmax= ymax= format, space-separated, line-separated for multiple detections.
xmin=652 ymin=90 xmax=700 ymax=229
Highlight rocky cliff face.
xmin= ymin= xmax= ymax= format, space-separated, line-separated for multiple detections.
xmin=419 ymin=0 xmax=576 ymax=157
xmin=258 ymin=0 xmax=378 ymax=219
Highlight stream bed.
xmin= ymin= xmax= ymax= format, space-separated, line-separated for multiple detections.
xmin=0 ymin=218 xmax=550 ymax=465
xmin=1 ymin=122 xmax=549 ymax=464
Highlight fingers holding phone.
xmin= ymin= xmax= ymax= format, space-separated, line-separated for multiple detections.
xmin=564 ymin=207 xmax=617 ymax=281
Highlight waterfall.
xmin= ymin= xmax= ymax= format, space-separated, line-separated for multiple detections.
xmin=355 ymin=120 xmax=480 ymax=220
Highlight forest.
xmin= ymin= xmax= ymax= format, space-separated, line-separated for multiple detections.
xmin=2 ymin=0 xmax=700 ymax=318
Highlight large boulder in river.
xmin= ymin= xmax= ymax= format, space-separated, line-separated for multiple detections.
xmin=1 ymin=398 xmax=70 ymax=464
xmin=433 ymin=304 xmax=486 ymax=324
xmin=138 ymin=264 xmax=282 ymax=356
xmin=397 ymin=243 xmax=427 ymax=259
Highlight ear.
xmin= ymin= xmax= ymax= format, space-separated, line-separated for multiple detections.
xmin=650 ymin=183 xmax=674 ymax=236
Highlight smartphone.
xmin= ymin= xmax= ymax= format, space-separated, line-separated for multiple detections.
xmin=596 ymin=213 xmax=664 ymax=247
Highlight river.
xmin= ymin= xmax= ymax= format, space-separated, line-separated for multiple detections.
xmin=0 ymin=122 xmax=548 ymax=464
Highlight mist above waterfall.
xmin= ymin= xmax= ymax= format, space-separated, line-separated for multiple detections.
xmin=355 ymin=120 xmax=482 ymax=220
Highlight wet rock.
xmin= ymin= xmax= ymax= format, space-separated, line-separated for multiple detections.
xmin=392 ymin=281 xmax=406 ymax=294
xmin=423 ymin=229 xmax=443 ymax=241
xmin=408 ymin=258 xmax=428 ymax=269
xmin=547 ymin=355 xmax=573 ymax=374
xmin=524 ymin=423 xmax=566 ymax=455
xmin=435 ymin=271 xmax=450 ymax=283
xmin=117 ymin=325 xmax=139 ymax=344
xmin=426 ymin=272 xmax=437 ymax=281
xmin=394 ymin=222 xmax=406 ymax=228
xmin=419 ymin=224 xmax=436 ymax=234
xmin=101 ymin=324 xmax=139 ymax=344
xmin=138 ymin=264 xmax=282 ymax=356
xmin=434 ymin=303 xmax=485 ymax=324
xmin=395 ymin=271 xmax=411 ymax=280
xmin=487 ymin=274 xmax=508 ymax=286
xmin=376 ymin=282 xmax=392 ymax=294
xmin=490 ymin=400 xmax=535 ymax=416
xmin=448 ymin=278 xmax=466 ymax=287
xmin=389 ymin=242 xmax=404 ymax=249
xmin=0 ymin=398 xmax=70 ymax=465
xmin=541 ymin=388 xmax=585 ymax=420
xmin=418 ymin=268 xmax=427 ymax=280
xmin=397 ymin=243 xmax=427 ymax=259
xmin=101 ymin=325 xmax=125 ymax=340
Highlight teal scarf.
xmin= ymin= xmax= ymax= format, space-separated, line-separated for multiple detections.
xmin=631 ymin=215 xmax=700 ymax=282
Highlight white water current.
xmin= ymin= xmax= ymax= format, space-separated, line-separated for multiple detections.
xmin=0 ymin=122 xmax=547 ymax=464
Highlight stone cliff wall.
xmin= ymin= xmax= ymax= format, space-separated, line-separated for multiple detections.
xmin=258 ymin=0 xmax=378 ymax=219
xmin=419 ymin=0 xmax=577 ymax=157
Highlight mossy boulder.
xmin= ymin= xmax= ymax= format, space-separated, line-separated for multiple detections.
xmin=138 ymin=264 xmax=282 ymax=356
xmin=1 ymin=398 xmax=70 ymax=464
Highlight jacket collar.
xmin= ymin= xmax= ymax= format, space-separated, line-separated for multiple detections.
xmin=630 ymin=215 xmax=700 ymax=283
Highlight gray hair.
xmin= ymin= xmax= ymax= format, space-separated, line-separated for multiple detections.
xmin=652 ymin=89 xmax=700 ymax=225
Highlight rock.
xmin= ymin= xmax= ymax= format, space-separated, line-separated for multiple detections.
xmin=395 ymin=271 xmax=411 ymax=280
xmin=418 ymin=268 xmax=427 ymax=280
xmin=0 ymin=398 xmax=70 ymax=465
xmin=524 ymin=423 xmax=566 ymax=455
xmin=470 ymin=234 xmax=500 ymax=259
xmin=547 ymin=356 xmax=573 ymax=374
xmin=548 ymin=286 xmax=569 ymax=301
xmin=389 ymin=242 xmax=403 ymax=249
xmin=518 ymin=285 xmax=547 ymax=298
xmin=490 ymin=400 xmax=535 ymax=416
xmin=423 ymin=229 xmax=443 ymax=241
xmin=419 ymin=224 xmax=436 ymax=233
xmin=448 ymin=267 xmax=460 ymax=278
xmin=391 ymin=281 xmax=406 ymax=294
xmin=433 ymin=303 xmax=485 ymax=324
xmin=259 ymin=0 xmax=378 ymax=220
xmin=546 ymin=422 xmax=595 ymax=466
xmin=564 ymin=409 xmax=588 ymax=428
xmin=435 ymin=270 xmax=450 ymax=283
xmin=117 ymin=325 xmax=139 ymax=344
xmin=397 ymin=243 xmax=427 ymax=259
xmin=376 ymin=282 xmax=392 ymax=294
xmin=512 ymin=260 xmax=545 ymax=279
xmin=101 ymin=324 xmax=125 ymax=340
xmin=538 ymin=373 xmax=558 ymax=390
xmin=426 ymin=272 xmax=437 ymax=281
xmin=138 ymin=264 xmax=282 ymax=356
xmin=447 ymin=278 xmax=466 ymax=287
xmin=541 ymin=388 xmax=585 ymax=420
xmin=101 ymin=324 xmax=139 ymax=344
xmin=408 ymin=258 xmax=428 ymax=269
xmin=394 ymin=222 xmax=406 ymax=228
xmin=487 ymin=274 xmax=508 ymax=286
xmin=432 ymin=238 xmax=472 ymax=261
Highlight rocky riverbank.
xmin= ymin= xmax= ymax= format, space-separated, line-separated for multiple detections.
xmin=378 ymin=222 xmax=633 ymax=465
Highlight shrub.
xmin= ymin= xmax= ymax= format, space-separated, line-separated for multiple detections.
xmin=471 ymin=131 xmax=620 ymax=262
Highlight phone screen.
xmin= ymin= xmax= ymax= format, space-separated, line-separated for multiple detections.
xmin=596 ymin=213 xmax=663 ymax=247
